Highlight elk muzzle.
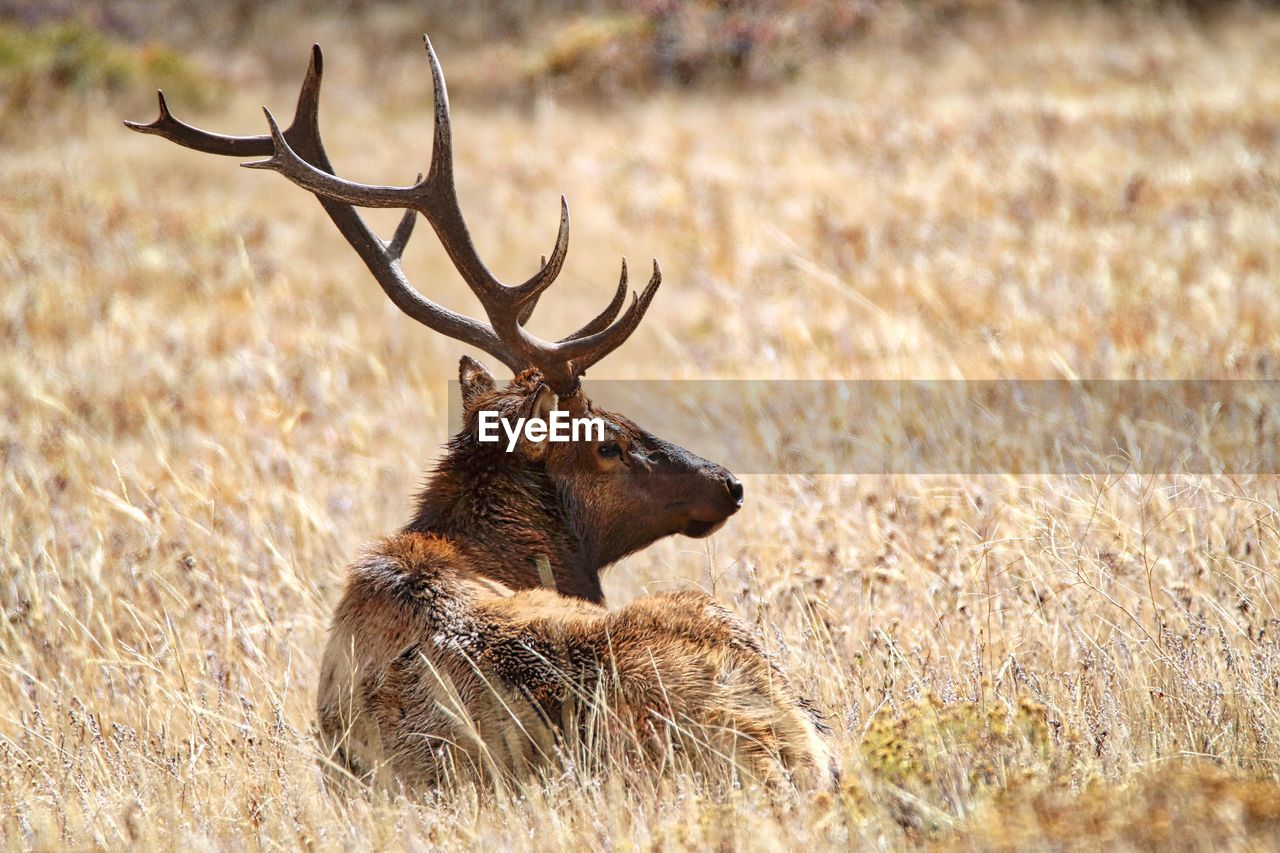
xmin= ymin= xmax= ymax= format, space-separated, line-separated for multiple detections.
xmin=648 ymin=435 xmax=744 ymax=538
xmin=681 ymin=469 xmax=744 ymax=538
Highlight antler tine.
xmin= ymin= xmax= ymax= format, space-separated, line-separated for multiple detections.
xmin=559 ymin=258 xmax=631 ymax=342
xmin=492 ymin=259 xmax=661 ymax=387
xmin=386 ymin=209 xmax=418 ymax=263
xmin=292 ymin=43 xmax=324 ymax=132
xmin=421 ymin=33 xmax=571 ymax=311
xmin=509 ymin=197 xmax=570 ymax=307
xmin=385 ymin=174 xmax=423 ymax=263
xmin=122 ymin=45 xmax=325 ymax=159
xmin=243 ymin=107 xmax=423 ymax=205
xmin=124 ymin=90 xmax=274 ymax=157
xmin=517 ymin=256 xmax=548 ymax=326
xmin=555 ymin=260 xmax=662 ymax=374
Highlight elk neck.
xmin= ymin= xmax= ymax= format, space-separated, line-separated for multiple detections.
xmin=404 ymin=437 xmax=607 ymax=603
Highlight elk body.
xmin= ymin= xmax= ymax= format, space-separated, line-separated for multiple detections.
xmin=127 ymin=39 xmax=835 ymax=791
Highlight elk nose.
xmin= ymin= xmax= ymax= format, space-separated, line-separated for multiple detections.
xmin=724 ymin=474 xmax=744 ymax=507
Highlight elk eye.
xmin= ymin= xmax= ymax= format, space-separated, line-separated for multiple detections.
xmin=598 ymin=441 xmax=622 ymax=459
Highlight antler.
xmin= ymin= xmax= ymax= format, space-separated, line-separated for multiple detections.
xmin=125 ymin=38 xmax=660 ymax=394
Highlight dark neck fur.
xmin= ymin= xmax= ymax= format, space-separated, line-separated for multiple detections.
xmin=404 ymin=436 xmax=606 ymax=603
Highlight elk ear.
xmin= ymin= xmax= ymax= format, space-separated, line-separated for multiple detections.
xmin=520 ymin=384 xmax=558 ymax=461
xmin=458 ymin=355 xmax=496 ymax=412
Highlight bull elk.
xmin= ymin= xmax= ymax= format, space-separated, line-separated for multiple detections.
xmin=126 ymin=38 xmax=834 ymax=791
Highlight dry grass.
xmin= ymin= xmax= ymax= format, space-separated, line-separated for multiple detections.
xmin=4 ymin=3 xmax=1280 ymax=849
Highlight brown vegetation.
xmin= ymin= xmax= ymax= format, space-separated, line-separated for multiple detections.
xmin=4 ymin=1 xmax=1280 ymax=849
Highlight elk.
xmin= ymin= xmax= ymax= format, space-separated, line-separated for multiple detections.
xmin=126 ymin=38 xmax=834 ymax=791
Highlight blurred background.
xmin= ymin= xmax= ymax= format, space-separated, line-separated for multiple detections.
xmin=5 ymin=1 xmax=1280 ymax=849
xmin=0 ymin=0 xmax=1116 ymax=105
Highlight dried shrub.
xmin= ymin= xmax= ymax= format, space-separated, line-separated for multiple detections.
xmin=0 ymin=19 xmax=213 ymax=125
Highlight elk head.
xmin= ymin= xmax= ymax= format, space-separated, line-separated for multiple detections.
xmin=125 ymin=37 xmax=743 ymax=601
xmin=450 ymin=355 xmax=742 ymax=544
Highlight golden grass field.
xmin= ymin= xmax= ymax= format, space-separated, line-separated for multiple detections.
xmin=4 ymin=2 xmax=1280 ymax=849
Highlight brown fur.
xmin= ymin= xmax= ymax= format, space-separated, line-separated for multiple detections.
xmin=316 ymin=362 xmax=835 ymax=790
